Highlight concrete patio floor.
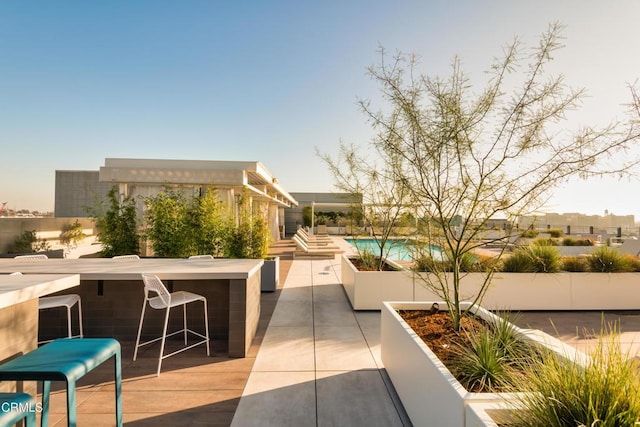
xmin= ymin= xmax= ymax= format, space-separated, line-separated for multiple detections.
xmin=32 ymin=239 xmax=640 ymax=426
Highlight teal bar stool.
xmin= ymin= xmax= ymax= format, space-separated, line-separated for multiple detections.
xmin=0 ymin=338 xmax=122 ymax=427
xmin=0 ymin=392 xmax=37 ymax=426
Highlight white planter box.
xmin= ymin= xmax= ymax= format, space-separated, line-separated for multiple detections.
xmin=569 ymin=272 xmax=640 ymax=309
xmin=381 ymin=301 xmax=588 ymax=427
xmin=341 ymin=255 xmax=414 ymax=310
xmin=341 ymin=255 xmax=640 ymax=311
xmin=465 ymin=402 xmax=517 ymax=427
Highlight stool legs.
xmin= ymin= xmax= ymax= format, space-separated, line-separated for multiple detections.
xmin=114 ymin=350 xmax=122 ymax=427
xmin=158 ymin=307 xmax=170 ymax=376
xmin=203 ymin=299 xmax=210 ymax=356
xmin=42 ymin=380 xmax=50 ymax=426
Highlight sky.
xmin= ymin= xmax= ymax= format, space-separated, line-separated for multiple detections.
xmin=2 ymin=1 xmax=640 ymax=218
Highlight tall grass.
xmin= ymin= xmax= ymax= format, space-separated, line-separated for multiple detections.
xmin=527 ymin=243 xmax=561 ymax=273
xmin=502 ymin=244 xmax=561 ymax=273
xmin=449 ymin=313 xmax=532 ymax=392
xmin=588 ymin=246 xmax=630 ymax=272
xmin=509 ymin=326 xmax=640 ymax=427
xmin=561 ymin=256 xmax=589 ymax=272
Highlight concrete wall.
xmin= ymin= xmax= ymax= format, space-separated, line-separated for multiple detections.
xmin=0 ymin=217 xmax=95 ymax=254
xmin=55 ymin=170 xmax=114 ymax=217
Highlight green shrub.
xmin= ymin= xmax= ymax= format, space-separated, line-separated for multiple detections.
xmin=144 ymin=189 xmax=193 ymax=258
xmin=547 ymin=228 xmax=564 ymax=238
xmin=561 ymin=237 xmax=594 ymax=246
xmin=450 ymin=328 xmax=511 ymax=392
xmin=450 ymin=313 xmax=534 ymax=392
xmin=511 ymin=328 xmax=640 ymax=427
xmin=622 ymin=254 xmax=640 ymax=272
xmin=532 ymin=238 xmax=558 ymax=246
xmin=588 ymin=246 xmax=630 ymax=272
xmin=502 ymin=244 xmax=561 ymax=273
xmin=521 ymin=229 xmax=539 ymax=238
xmin=59 ymin=220 xmax=86 ymax=249
xmin=527 ymin=243 xmax=561 ymax=273
xmin=475 ymin=255 xmax=501 ymax=273
xmin=357 ymin=248 xmax=379 ymax=270
xmin=561 ymin=256 xmax=589 ymax=272
xmin=225 ymin=195 xmax=271 ymax=259
xmin=88 ymin=186 xmax=140 ymax=257
xmin=413 ymin=252 xmax=493 ymax=273
xmin=501 ymin=249 xmax=535 ymax=272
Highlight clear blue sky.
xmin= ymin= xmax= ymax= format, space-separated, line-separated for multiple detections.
xmin=2 ymin=1 xmax=640 ymax=218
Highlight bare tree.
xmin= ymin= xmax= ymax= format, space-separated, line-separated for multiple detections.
xmin=327 ymin=23 xmax=640 ymax=330
xmin=318 ymin=138 xmax=414 ymax=271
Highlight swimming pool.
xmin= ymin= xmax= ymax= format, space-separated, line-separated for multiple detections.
xmin=345 ymin=238 xmax=442 ymax=261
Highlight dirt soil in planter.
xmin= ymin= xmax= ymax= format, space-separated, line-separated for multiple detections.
xmin=399 ymin=310 xmax=485 ymax=377
xmin=350 ymin=257 xmax=399 ymax=271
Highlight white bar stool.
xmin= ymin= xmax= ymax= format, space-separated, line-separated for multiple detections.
xmin=133 ymin=274 xmax=210 ymax=376
xmin=13 ymin=255 xmax=84 ymax=344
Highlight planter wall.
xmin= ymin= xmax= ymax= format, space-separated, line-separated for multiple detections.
xmin=381 ymin=301 xmax=587 ymax=427
xmin=341 ymin=256 xmax=640 ymax=310
xmin=341 ymin=255 xmax=414 ymax=310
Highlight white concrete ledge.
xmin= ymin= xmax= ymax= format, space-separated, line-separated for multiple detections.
xmin=0 ymin=258 xmax=264 ymax=281
xmin=0 ymin=274 xmax=80 ymax=309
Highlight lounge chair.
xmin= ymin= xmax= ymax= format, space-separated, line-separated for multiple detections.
xmin=292 ymin=235 xmax=342 ymax=259
xmin=296 ymin=228 xmax=334 ymax=243
xmin=295 ymin=233 xmax=337 ymax=248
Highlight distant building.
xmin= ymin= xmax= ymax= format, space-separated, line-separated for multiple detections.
xmin=55 ymin=170 xmax=114 ymax=217
xmin=518 ymin=212 xmax=636 ymax=237
xmin=55 ymin=158 xmax=298 ymax=243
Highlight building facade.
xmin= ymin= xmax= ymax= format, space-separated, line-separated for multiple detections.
xmin=55 ymin=158 xmax=298 ymax=243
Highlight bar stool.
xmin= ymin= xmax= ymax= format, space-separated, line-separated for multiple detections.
xmin=134 ymin=274 xmax=210 ymax=376
xmin=0 ymin=393 xmax=37 ymax=426
xmin=10 ymin=267 xmax=84 ymax=345
xmin=0 ymin=338 xmax=122 ymax=427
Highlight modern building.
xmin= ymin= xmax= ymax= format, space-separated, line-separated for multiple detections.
xmin=55 ymin=158 xmax=298 ymax=243
xmin=285 ymin=192 xmax=362 ymax=234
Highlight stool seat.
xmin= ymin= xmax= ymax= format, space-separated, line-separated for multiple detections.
xmin=0 ymin=338 xmax=122 ymax=427
xmin=0 ymin=392 xmax=37 ymax=426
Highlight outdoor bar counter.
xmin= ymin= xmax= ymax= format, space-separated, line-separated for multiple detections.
xmin=0 ymin=258 xmax=263 ymax=357
xmin=0 ymin=273 xmax=80 ymax=394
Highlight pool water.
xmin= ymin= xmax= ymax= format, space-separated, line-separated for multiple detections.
xmin=345 ymin=238 xmax=441 ymax=261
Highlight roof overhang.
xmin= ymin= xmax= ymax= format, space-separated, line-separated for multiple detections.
xmin=99 ymin=158 xmax=298 ymax=208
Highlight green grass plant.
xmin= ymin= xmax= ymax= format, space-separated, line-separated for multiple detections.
xmin=527 ymin=243 xmax=561 ymax=272
xmin=450 ymin=328 xmax=511 ymax=392
xmin=622 ymin=254 xmax=640 ymax=272
xmin=501 ymin=249 xmax=535 ymax=272
xmin=561 ymin=237 xmax=594 ymax=246
xmin=450 ymin=312 xmax=533 ymax=392
xmin=588 ymin=246 xmax=630 ymax=272
xmin=561 ymin=256 xmax=589 ymax=272
xmin=547 ymin=228 xmax=564 ymax=238
xmin=532 ymin=238 xmax=558 ymax=246
xmin=510 ymin=326 xmax=640 ymax=427
xmin=502 ymin=244 xmax=561 ymax=273
xmin=357 ymin=248 xmax=379 ymax=271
